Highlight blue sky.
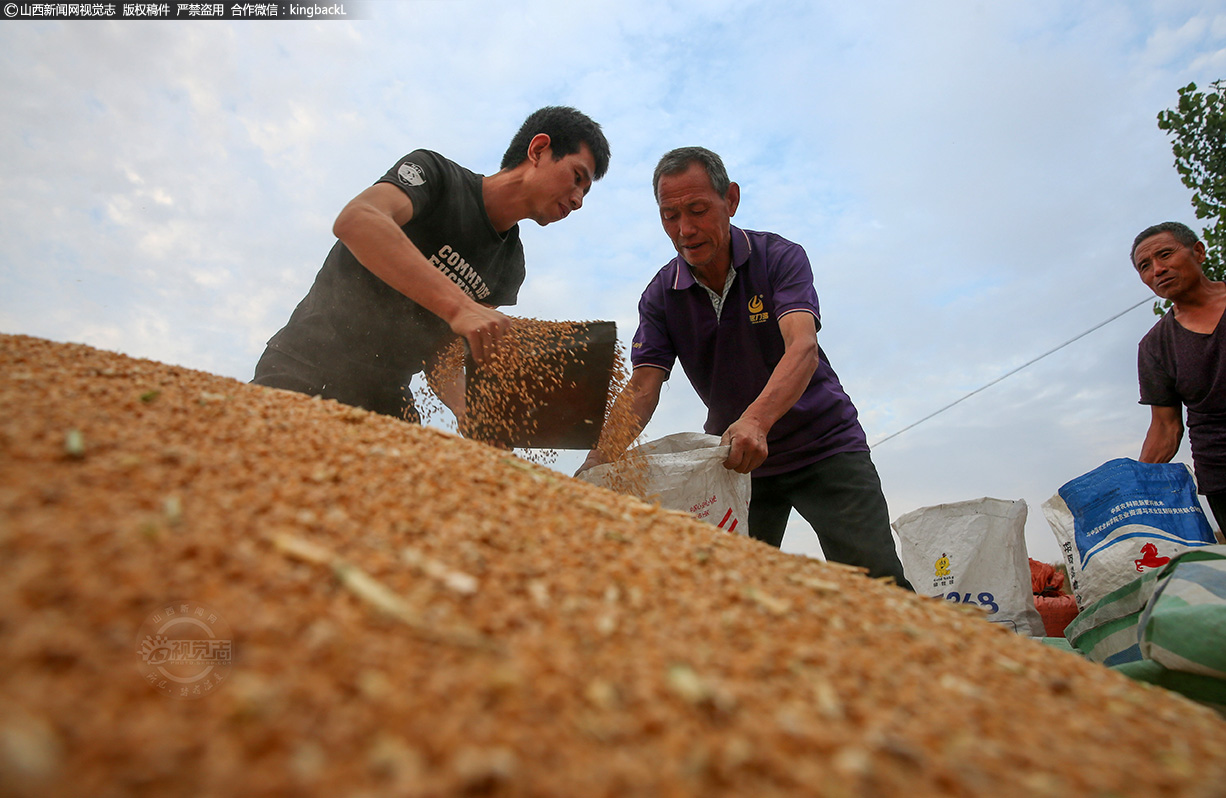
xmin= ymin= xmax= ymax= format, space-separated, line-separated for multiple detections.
xmin=2 ymin=0 xmax=1224 ymax=562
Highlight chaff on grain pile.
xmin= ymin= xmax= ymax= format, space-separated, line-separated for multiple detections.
xmin=2 ymin=332 xmax=1225 ymax=798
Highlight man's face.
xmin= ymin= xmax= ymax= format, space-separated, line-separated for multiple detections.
xmin=1133 ymin=231 xmax=1207 ymax=300
xmin=656 ymin=162 xmax=739 ymax=273
xmin=527 ymin=142 xmax=596 ymax=227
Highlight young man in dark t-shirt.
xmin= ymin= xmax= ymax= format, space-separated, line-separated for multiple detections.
xmin=253 ymin=106 xmax=610 ymax=421
xmin=1133 ymin=221 xmax=1226 ymax=532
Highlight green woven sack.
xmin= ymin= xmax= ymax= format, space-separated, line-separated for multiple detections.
xmin=1066 ymin=546 xmax=1226 ymax=711
xmin=1066 ymin=546 xmax=1226 ymax=668
xmin=1064 ymin=567 xmax=1161 ymax=667
xmin=1113 ymin=660 xmax=1226 ymax=715
xmin=1138 ymin=549 xmax=1226 ymax=679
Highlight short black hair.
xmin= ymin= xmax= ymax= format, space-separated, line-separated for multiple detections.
xmin=500 ymin=106 xmax=610 ymax=180
xmin=652 ymin=146 xmax=730 ymax=200
xmin=1131 ymin=221 xmax=1200 ymax=266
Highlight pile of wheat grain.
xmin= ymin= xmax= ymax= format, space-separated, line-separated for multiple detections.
xmin=2 ymin=332 xmax=1224 ymax=798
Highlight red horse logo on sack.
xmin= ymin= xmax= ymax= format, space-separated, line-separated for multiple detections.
xmin=1134 ymin=542 xmax=1171 ymax=572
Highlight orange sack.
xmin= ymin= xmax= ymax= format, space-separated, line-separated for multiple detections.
xmin=1030 ymin=559 xmax=1079 ymax=638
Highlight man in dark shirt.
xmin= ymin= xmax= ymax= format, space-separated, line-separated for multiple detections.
xmin=253 ymin=106 xmax=610 ymax=422
xmin=1134 ymin=221 xmax=1226 ymax=532
xmin=582 ymin=147 xmax=910 ymax=588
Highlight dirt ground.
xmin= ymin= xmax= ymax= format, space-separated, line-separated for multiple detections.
xmin=2 ymin=332 xmax=1225 ymax=797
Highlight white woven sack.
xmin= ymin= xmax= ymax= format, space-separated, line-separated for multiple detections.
xmin=578 ymin=432 xmax=749 ymax=535
xmin=893 ymin=497 xmax=1045 ymax=637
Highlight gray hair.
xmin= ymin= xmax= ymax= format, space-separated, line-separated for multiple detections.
xmin=1131 ymin=221 xmax=1200 ymax=266
xmin=652 ymin=146 xmax=731 ymax=200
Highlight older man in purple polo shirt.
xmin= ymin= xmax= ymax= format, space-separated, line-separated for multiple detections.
xmin=582 ymin=146 xmax=910 ymax=588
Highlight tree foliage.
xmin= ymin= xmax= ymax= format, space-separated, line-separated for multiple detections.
xmin=1155 ymin=80 xmax=1226 ymax=313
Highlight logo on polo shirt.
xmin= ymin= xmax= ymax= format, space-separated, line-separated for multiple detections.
xmin=397 ymin=162 xmax=426 ymax=186
xmin=748 ymin=295 xmax=769 ymax=324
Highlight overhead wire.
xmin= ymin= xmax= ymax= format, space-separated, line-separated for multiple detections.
xmin=870 ymin=296 xmax=1156 ymax=448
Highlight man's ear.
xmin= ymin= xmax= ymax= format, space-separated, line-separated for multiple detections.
xmin=726 ymin=182 xmax=741 ymax=217
xmin=1194 ymin=240 xmax=1207 ymax=264
xmin=526 ymin=133 xmax=552 ymax=166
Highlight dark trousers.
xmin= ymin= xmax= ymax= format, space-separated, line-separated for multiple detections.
xmin=748 ymin=451 xmax=913 ymax=590
xmin=251 ymin=347 xmax=419 ymax=422
xmin=1206 ymin=493 xmax=1226 ymax=542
